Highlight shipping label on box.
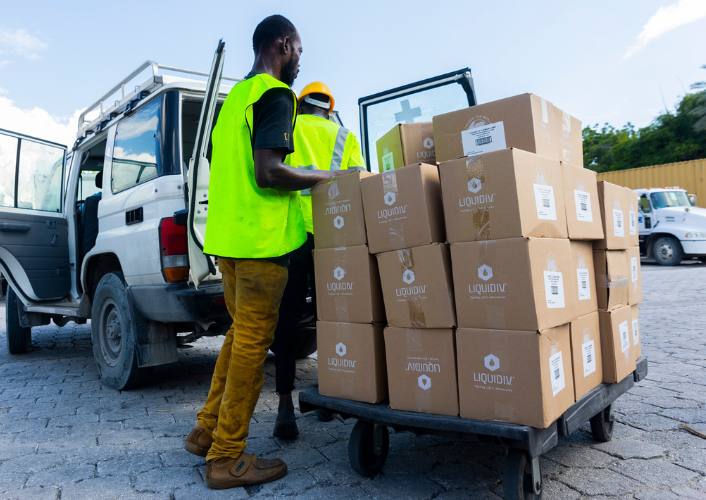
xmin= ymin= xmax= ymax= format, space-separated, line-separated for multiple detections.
xmin=317 ymin=322 xmax=387 ymax=403
xmin=626 ymin=246 xmax=642 ymax=305
xmin=384 ymin=327 xmax=458 ymax=416
xmin=596 ymin=181 xmax=631 ymax=249
xmin=376 ymin=244 xmax=456 ymax=328
xmin=598 ymin=306 xmax=636 ymax=383
xmin=432 ymin=93 xmax=583 ymax=166
xmin=314 ymin=246 xmax=385 ymax=323
xmin=361 ymin=163 xmax=445 ymax=254
xmin=630 ymin=305 xmax=641 ymax=362
xmin=312 ymin=170 xmax=371 ymax=249
xmin=570 ymin=312 xmax=603 ymax=401
xmin=570 ymin=241 xmax=598 ymax=317
xmin=439 ymin=149 xmax=567 ymax=243
xmin=456 ymin=325 xmax=574 ymax=428
xmin=593 ymin=250 xmax=629 ymax=310
xmin=561 ymin=165 xmax=604 ymax=240
xmin=451 ymin=238 xmax=575 ymax=330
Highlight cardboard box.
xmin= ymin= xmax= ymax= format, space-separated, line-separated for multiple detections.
xmin=451 ymin=238 xmax=575 ymax=330
xmin=314 ymin=245 xmax=385 ymax=323
xmin=570 ymin=312 xmax=603 ymax=401
xmin=561 ymin=165 xmax=604 ymax=240
xmin=384 ymin=327 xmax=458 ymax=416
xmin=595 ymin=181 xmax=630 ymax=249
xmin=630 ymin=305 xmax=641 ymax=362
xmin=317 ymin=322 xmax=387 ymax=403
xmin=432 ymin=93 xmax=583 ymax=167
xmin=569 ymin=241 xmax=598 ymax=317
xmin=625 ymin=188 xmax=639 ymax=246
xmin=626 ymin=246 xmax=642 ymax=305
xmin=439 ymin=149 xmax=568 ymax=243
xmin=376 ymin=243 xmax=455 ymax=328
xmin=312 ymin=170 xmax=372 ymax=249
xmin=598 ymin=306 xmax=636 ymax=383
xmin=361 ymin=163 xmax=445 ymax=254
xmin=456 ymin=325 xmax=574 ymax=428
xmin=593 ymin=250 xmax=629 ymax=310
xmin=376 ymin=122 xmax=436 ymax=172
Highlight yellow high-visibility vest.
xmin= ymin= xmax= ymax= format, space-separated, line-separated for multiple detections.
xmin=204 ymin=73 xmax=305 ymax=258
xmin=286 ymin=114 xmax=365 ymax=233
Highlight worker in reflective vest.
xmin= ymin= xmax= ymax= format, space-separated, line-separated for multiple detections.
xmin=184 ymin=15 xmax=338 ymax=490
xmin=269 ymin=81 xmax=365 ymax=440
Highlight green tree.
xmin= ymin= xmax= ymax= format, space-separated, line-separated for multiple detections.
xmin=583 ymin=67 xmax=706 ymax=172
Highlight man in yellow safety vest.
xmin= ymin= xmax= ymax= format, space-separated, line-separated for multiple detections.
xmin=270 ymin=82 xmax=365 ymax=439
xmin=183 ymin=15 xmax=336 ymax=490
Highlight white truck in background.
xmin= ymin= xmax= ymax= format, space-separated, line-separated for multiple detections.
xmin=637 ymin=187 xmax=706 ymax=266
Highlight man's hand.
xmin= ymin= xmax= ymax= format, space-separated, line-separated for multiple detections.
xmin=254 ymin=149 xmax=332 ymax=191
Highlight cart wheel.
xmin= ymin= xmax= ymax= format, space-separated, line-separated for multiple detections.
xmin=590 ymin=405 xmax=614 ymax=442
xmin=348 ymin=420 xmax=389 ymax=477
xmin=504 ymin=450 xmax=542 ymax=500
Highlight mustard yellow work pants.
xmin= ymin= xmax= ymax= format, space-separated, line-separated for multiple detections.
xmin=196 ymin=258 xmax=288 ymax=461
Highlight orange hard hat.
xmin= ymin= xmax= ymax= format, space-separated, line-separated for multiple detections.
xmin=298 ymin=81 xmax=335 ymax=113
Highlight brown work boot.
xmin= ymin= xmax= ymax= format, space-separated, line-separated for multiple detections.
xmin=184 ymin=425 xmax=213 ymax=457
xmin=205 ymin=454 xmax=288 ymax=489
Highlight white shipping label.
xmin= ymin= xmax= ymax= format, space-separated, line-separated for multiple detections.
xmin=544 ymin=271 xmax=566 ymax=309
xmin=629 ymin=209 xmax=637 ymax=235
xmin=533 ymin=184 xmax=558 ymax=221
xmin=381 ymin=151 xmax=395 ymax=172
xmin=549 ymin=351 xmax=566 ymax=396
xmin=461 ymin=121 xmax=507 ymax=157
xmin=631 ymin=256 xmax=638 ymax=283
xmin=619 ymin=321 xmax=630 ymax=353
xmin=582 ymin=340 xmax=597 ymax=377
xmin=577 ymin=267 xmax=591 ymax=301
xmin=613 ymin=209 xmax=625 ymax=237
xmin=632 ymin=319 xmax=639 ymax=346
xmin=574 ymin=189 xmax=593 ymax=222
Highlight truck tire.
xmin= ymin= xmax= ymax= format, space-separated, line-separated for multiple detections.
xmin=91 ymin=272 xmax=144 ymax=390
xmin=652 ymin=236 xmax=683 ymax=266
xmin=5 ymin=287 xmax=32 ymax=354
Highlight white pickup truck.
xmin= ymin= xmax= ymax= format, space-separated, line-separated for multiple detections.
xmin=637 ymin=187 xmax=706 ymax=265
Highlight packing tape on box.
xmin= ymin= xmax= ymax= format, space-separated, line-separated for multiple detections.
xmin=464 ymin=156 xmax=492 ymax=239
xmin=397 ymin=248 xmax=427 ymax=327
xmin=478 ymin=241 xmax=508 ymax=329
xmin=596 ymin=274 xmax=629 ymax=289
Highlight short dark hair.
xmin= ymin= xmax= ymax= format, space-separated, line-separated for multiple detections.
xmin=252 ymin=15 xmax=297 ymax=53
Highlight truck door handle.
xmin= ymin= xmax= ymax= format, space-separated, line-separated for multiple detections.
xmin=0 ymin=222 xmax=31 ymax=233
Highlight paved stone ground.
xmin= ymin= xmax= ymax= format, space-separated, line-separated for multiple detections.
xmin=0 ymin=263 xmax=705 ymax=499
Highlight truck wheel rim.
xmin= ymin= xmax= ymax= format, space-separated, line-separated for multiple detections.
xmin=658 ymin=243 xmax=673 ymax=259
xmin=99 ymin=300 xmax=123 ymax=367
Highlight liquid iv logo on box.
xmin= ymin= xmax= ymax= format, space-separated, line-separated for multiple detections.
xmin=473 ymin=353 xmax=514 ymax=389
xmin=402 ymin=269 xmax=415 ymax=285
xmin=416 ymin=136 xmax=435 ymax=162
xmin=333 ymin=215 xmax=345 ymax=229
xmin=383 ymin=191 xmax=396 ymax=206
xmin=458 ymin=176 xmax=495 ymax=210
xmin=396 ymin=268 xmax=428 ymax=298
xmin=327 ymin=266 xmax=353 ymax=294
xmin=333 ymin=266 xmax=346 ymax=281
xmin=478 ymin=264 xmax=493 ymax=281
xmin=328 ymin=342 xmax=356 ymax=370
xmin=417 ymin=374 xmax=432 ymax=391
xmin=335 ymin=342 xmax=347 ymax=357
xmin=469 ymin=264 xmax=507 ymax=298
xmin=327 ymin=181 xmax=340 ymax=200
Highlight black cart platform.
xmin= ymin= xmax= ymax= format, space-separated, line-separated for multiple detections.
xmin=299 ymin=356 xmax=648 ymax=500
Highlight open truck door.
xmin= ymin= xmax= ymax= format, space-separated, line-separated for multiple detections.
xmin=0 ymin=129 xmax=69 ymax=303
xmin=358 ymin=68 xmax=476 ymax=172
xmin=186 ymin=41 xmax=225 ymax=287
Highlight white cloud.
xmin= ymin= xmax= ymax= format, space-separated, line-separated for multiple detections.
xmin=625 ymin=0 xmax=706 ymax=59
xmin=0 ymin=93 xmax=81 ymax=147
xmin=0 ymin=28 xmax=47 ymax=60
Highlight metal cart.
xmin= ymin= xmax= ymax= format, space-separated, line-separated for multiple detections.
xmin=299 ymin=357 xmax=648 ymax=500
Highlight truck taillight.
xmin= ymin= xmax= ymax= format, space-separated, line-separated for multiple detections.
xmin=159 ymin=217 xmax=189 ymax=283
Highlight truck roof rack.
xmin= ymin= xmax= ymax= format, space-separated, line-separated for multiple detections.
xmin=77 ymin=61 xmax=239 ymax=141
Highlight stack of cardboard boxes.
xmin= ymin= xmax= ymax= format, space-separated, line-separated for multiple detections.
xmin=310 ymin=92 xmax=642 ymax=429
xmin=312 ymin=171 xmax=387 ymax=404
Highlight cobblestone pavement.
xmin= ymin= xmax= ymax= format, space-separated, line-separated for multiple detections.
xmin=1 ymin=263 xmax=705 ymax=499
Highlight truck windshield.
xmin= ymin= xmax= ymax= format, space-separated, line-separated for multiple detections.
xmin=650 ymin=191 xmax=691 ymax=209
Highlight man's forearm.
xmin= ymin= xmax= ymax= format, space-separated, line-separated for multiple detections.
xmin=266 ymin=163 xmax=331 ymax=191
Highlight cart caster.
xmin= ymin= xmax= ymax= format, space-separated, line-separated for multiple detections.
xmin=590 ymin=404 xmax=614 ymax=443
xmin=348 ymin=420 xmax=389 ymax=477
xmin=504 ymin=449 xmax=542 ymax=500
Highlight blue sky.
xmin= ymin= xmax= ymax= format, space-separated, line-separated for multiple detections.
xmin=1 ymin=0 xmax=705 ymax=147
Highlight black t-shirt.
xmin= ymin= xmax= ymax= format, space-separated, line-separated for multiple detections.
xmin=248 ymin=75 xmax=295 ymax=156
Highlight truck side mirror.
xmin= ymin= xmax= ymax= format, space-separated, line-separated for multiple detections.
xmin=688 ymin=194 xmax=697 ymax=206
xmin=639 ymin=195 xmax=651 ymax=213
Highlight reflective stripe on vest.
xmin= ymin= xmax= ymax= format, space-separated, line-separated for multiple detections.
xmin=329 ymin=126 xmax=350 ymax=171
xmin=203 ymin=73 xmax=305 ymax=259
